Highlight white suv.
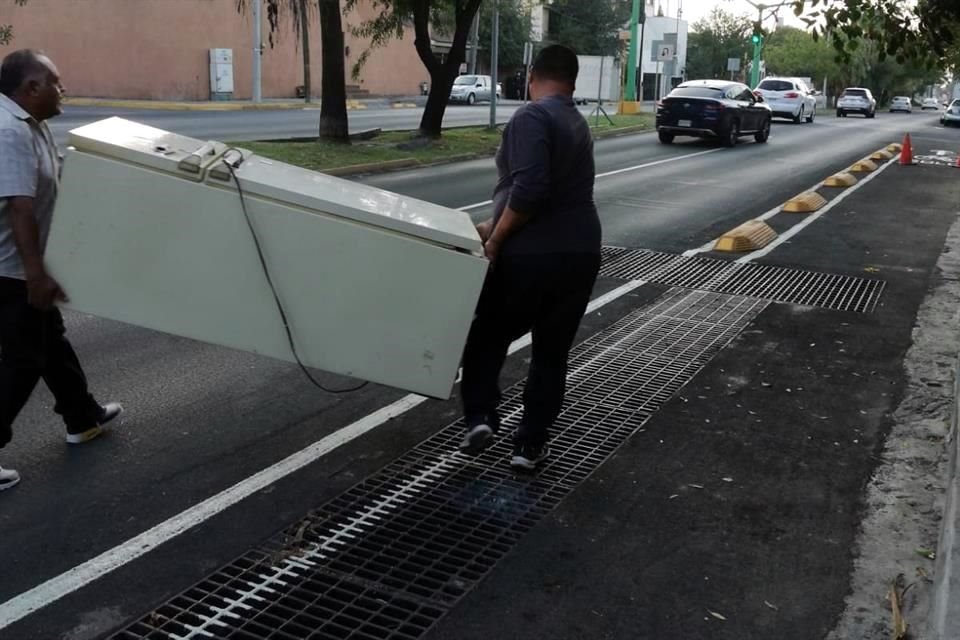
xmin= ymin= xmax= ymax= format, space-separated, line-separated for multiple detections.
xmin=837 ymin=88 xmax=877 ymax=118
xmin=754 ymin=77 xmax=818 ymax=123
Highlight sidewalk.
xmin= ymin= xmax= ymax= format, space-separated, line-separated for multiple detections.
xmin=63 ymin=94 xmax=432 ymax=112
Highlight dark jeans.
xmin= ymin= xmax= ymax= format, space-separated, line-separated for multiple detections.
xmin=0 ymin=277 xmax=99 ymax=447
xmin=461 ymin=252 xmax=600 ymax=447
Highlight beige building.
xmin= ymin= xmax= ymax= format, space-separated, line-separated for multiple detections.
xmin=0 ymin=0 xmax=429 ymax=100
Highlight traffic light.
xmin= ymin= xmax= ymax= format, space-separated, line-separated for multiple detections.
xmin=751 ymin=32 xmax=762 ymax=45
xmin=750 ymin=22 xmax=764 ymax=46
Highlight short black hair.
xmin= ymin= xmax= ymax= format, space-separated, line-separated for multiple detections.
xmin=530 ymin=45 xmax=579 ymax=87
xmin=0 ymin=49 xmax=48 ymax=97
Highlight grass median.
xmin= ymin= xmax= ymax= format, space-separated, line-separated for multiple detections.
xmin=236 ymin=112 xmax=655 ymax=173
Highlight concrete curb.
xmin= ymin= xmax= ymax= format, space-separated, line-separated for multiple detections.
xmin=592 ymin=124 xmax=654 ymax=139
xmin=929 ymin=354 xmax=960 ymax=639
xmin=63 ymin=96 xmax=427 ymax=112
xmin=323 ymin=158 xmax=419 ymax=177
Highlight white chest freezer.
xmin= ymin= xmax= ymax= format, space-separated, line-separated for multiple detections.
xmin=45 ymin=117 xmax=488 ymax=399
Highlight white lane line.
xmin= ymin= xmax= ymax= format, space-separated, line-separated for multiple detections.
xmin=458 ymin=147 xmax=726 ymax=213
xmin=736 ymin=155 xmax=899 ymax=263
xmin=0 ymin=278 xmax=649 ymax=630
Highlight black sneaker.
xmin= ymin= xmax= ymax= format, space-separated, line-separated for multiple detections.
xmin=459 ymin=424 xmax=494 ymax=454
xmin=510 ymin=441 xmax=549 ymax=471
xmin=66 ymin=402 xmax=124 ymax=444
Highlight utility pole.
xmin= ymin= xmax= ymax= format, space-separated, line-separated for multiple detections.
xmin=489 ymin=0 xmax=499 ymax=129
xmin=467 ymin=11 xmax=480 ymax=75
xmin=624 ymin=0 xmax=642 ymax=102
xmin=252 ymin=0 xmax=263 ymax=103
xmin=745 ymin=0 xmax=791 ymax=89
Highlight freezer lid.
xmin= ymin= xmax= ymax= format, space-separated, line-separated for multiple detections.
xmin=67 ymin=118 xmax=228 ymax=182
xmin=208 ymin=152 xmax=484 ymax=252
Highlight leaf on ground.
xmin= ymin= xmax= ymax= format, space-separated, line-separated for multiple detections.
xmin=764 ymin=600 xmax=779 ymax=611
xmin=888 ymin=574 xmax=908 ymax=640
xmin=915 ymin=548 xmax=936 ymax=560
xmin=707 ymin=610 xmax=727 ymax=621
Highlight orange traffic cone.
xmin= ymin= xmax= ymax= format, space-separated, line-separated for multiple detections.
xmin=900 ymin=133 xmax=914 ymax=165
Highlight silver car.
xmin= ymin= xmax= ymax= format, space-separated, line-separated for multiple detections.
xmin=942 ymin=100 xmax=960 ymax=127
xmin=889 ymin=96 xmax=913 ymax=113
xmin=449 ymin=75 xmax=494 ymax=105
xmin=837 ymin=87 xmax=877 ymax=118
xmin=754 ymin=77 xmax=818 ymax=123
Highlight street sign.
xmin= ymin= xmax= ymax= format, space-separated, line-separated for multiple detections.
xmin=523 ymin=42 xmax=533 ymax=66
xmin=657 ymin=44 xmax=675 ymax=61
xmin=727 ymin=58 xmax=740 ymax=72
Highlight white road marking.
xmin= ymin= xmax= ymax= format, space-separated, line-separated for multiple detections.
xmin=735 ymin=155 xmax=899 ymax=263
xmin=0 ymin=277 xmax=648 ymax=630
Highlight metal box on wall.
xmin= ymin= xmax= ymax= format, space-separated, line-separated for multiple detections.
xmin=209 ymin=48 xmax=234 ymax=101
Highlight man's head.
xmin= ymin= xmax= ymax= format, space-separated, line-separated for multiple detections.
xmin=528 ymin=45 xmax=578 ymax=101
xmin=0 ymin=49 xmax=64 ymax=121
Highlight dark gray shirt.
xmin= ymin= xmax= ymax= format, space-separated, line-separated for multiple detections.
xmin=492 ymin=94 xmax=600 ymax=256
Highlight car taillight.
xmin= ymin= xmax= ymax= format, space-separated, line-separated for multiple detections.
xmin=785 ymin=92 xmax=799 ymax=98
xmin=704 ymin=103 xmax=723 ymax=112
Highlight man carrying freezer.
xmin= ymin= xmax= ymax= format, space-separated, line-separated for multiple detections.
xmin=0 ymin=50 xmax=122 ymax=491
xmin=460 ymin=45 xmax=601 ymax=471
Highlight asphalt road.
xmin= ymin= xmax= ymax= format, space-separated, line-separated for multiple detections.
xmin=48 ymin=100 xmax=557 ymax=145
xmin=1 ymin=109 xmax=958 ymax=640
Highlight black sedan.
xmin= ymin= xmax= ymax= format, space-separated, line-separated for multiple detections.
xmin=656 ymin=80 xmax=773 ymax=147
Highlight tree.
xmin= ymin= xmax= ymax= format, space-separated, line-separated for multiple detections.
xmin=544 ymin=0 xmax=631 ymax=56
xmin=347 ymin=0 xmax=484 ymax=138
xmin=762 ymin=26 xmax=841 ymax=92
xmin=236 ymin=0 xmax=349 ymax=143
xmin=685 ymin=9 xmax=752 ymax=80
xmin=477 ymin=0 xmax=531 ymax=70
xmin=791 ymin=0 xmax=959 ymax=63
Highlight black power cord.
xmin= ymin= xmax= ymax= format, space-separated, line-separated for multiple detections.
xmin=221 ymin=148 xmax=368 ymax=394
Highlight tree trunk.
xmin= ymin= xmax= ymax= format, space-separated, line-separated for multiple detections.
xmin=412 ymin=0 xmax=484 ymax=138
xmin=299 ymin=0 xmax=311 ymax=103
xmin=318 ymin=0 xmax=349 ymax=143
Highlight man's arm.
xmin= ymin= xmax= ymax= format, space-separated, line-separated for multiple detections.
xmin=8 ymin=196 xmax=64 ymax=309
xmin=484 ymin=107 xmax=550 ymax=262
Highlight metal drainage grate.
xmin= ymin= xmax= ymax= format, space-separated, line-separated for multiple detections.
xmin=112 ymin=289 xmax=767 ymax=640
xmin=599 ymin=246 xmax=885 ymax=313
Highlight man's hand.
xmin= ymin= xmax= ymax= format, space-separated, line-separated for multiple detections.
xmin=26 ymin=272 xmax=67 ymax=310
xmin=476 ymin=220 xmax=493 ymax=242
xmin=483 ymin=237 xmax=501 ymax=263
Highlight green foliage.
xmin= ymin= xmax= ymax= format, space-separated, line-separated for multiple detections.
xmin=1 ymin=0 xmax=28 ymax=46
xmin=478 ymin=1 xmax=531 ymax=69
xmin=763 ymin=27 xmax=840 ymax=89
xmin=544 ymin=0 xmax=631 ymax=57
xmin=791 ymin=0 xmax=959 ymax=64
xmin=685 ymin=8 xmax=752 ymax=80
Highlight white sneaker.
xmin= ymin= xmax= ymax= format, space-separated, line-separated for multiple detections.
xmin=66 ymin=402 xmax=124 ymax=445
xmin=0 ymin=466 xmax=20 ymax=491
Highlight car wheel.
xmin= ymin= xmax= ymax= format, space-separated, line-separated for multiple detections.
xmin=836 ymin=110 xmax=843 ymax=118
xmin=658 ymin=131 xmax=675 ymax=144
xmin=467 ymin=93 xmax=476 ymax=105
xmin=807 ymin=107 xmax=815 ymax=123
xmin=722 ymin=121 xmax=739 ymax=147
xmin=793 ymin=106 xmax=803 ymax=124
xmin=754 ymin=118 xmax=771 ymax=143
xmin=867 ymin=110 xmax=875 ymax=119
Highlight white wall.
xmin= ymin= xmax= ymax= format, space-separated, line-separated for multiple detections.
xmin=632 ymin=15 xmax=689 ymax=99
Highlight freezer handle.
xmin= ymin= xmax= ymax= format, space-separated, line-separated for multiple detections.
xmin=177 ymin=141 xmax=222 ymax=174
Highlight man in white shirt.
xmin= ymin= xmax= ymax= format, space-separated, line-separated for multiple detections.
xmin=0 ymin=50 xmax=122 ymax=491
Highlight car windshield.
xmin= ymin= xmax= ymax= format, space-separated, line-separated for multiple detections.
xmin=893 ymin=97 xmax=909 ymax=102
xmin=843 ymin=90 xmax=868 ymax=98
xmin=758 ymin=80 xmax=794 ymax=91
xmin=952 ymin=100 xmax=960 ymax=108
xmin=670 ymin=87 xmax=726 ymax=98
xmin=454 ymin=76 xmax=477 ymax=86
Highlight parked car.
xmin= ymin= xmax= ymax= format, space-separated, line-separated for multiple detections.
xmin=837 ymin=88 xmax=877 ymax=118
xmin=889 ymin=96 xmax=913 ymax=113
xmin=753 ymin=77 xmax=818 ymax=123
xmin=656 ymin=80 xmax=772 ymax=147
xmin=942 ymin=99 xmax=960 ymax=127
xmin=449 ymin=75 xmax=497 ymax=105
xmin=922 ymin=97 xmax=941 ymax=110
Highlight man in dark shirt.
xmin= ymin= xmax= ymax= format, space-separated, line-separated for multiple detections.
xmin=460 ymin=45 xmax=601 ymax=471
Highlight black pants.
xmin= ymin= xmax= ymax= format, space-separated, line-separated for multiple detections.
xmin=0 ymin=277 xmax=99 ymax=447
xmin=461 ymin=252 xmax=600 ymax=447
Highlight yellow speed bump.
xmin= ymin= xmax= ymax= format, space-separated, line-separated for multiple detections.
xmin=714 ymin=220 xmax=777 ymax=253
xmin=888 ymin=143 xmax=903 ymax=153
xmin=824 ymin=172 xmax=858 ymax=187
xmin=871 ymin=149 xmax=894 ymax=161
xmin=783 ymin=191 xmax=827 ymax=213
xmin=849 ymin=158 xmax=879 ymax=173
